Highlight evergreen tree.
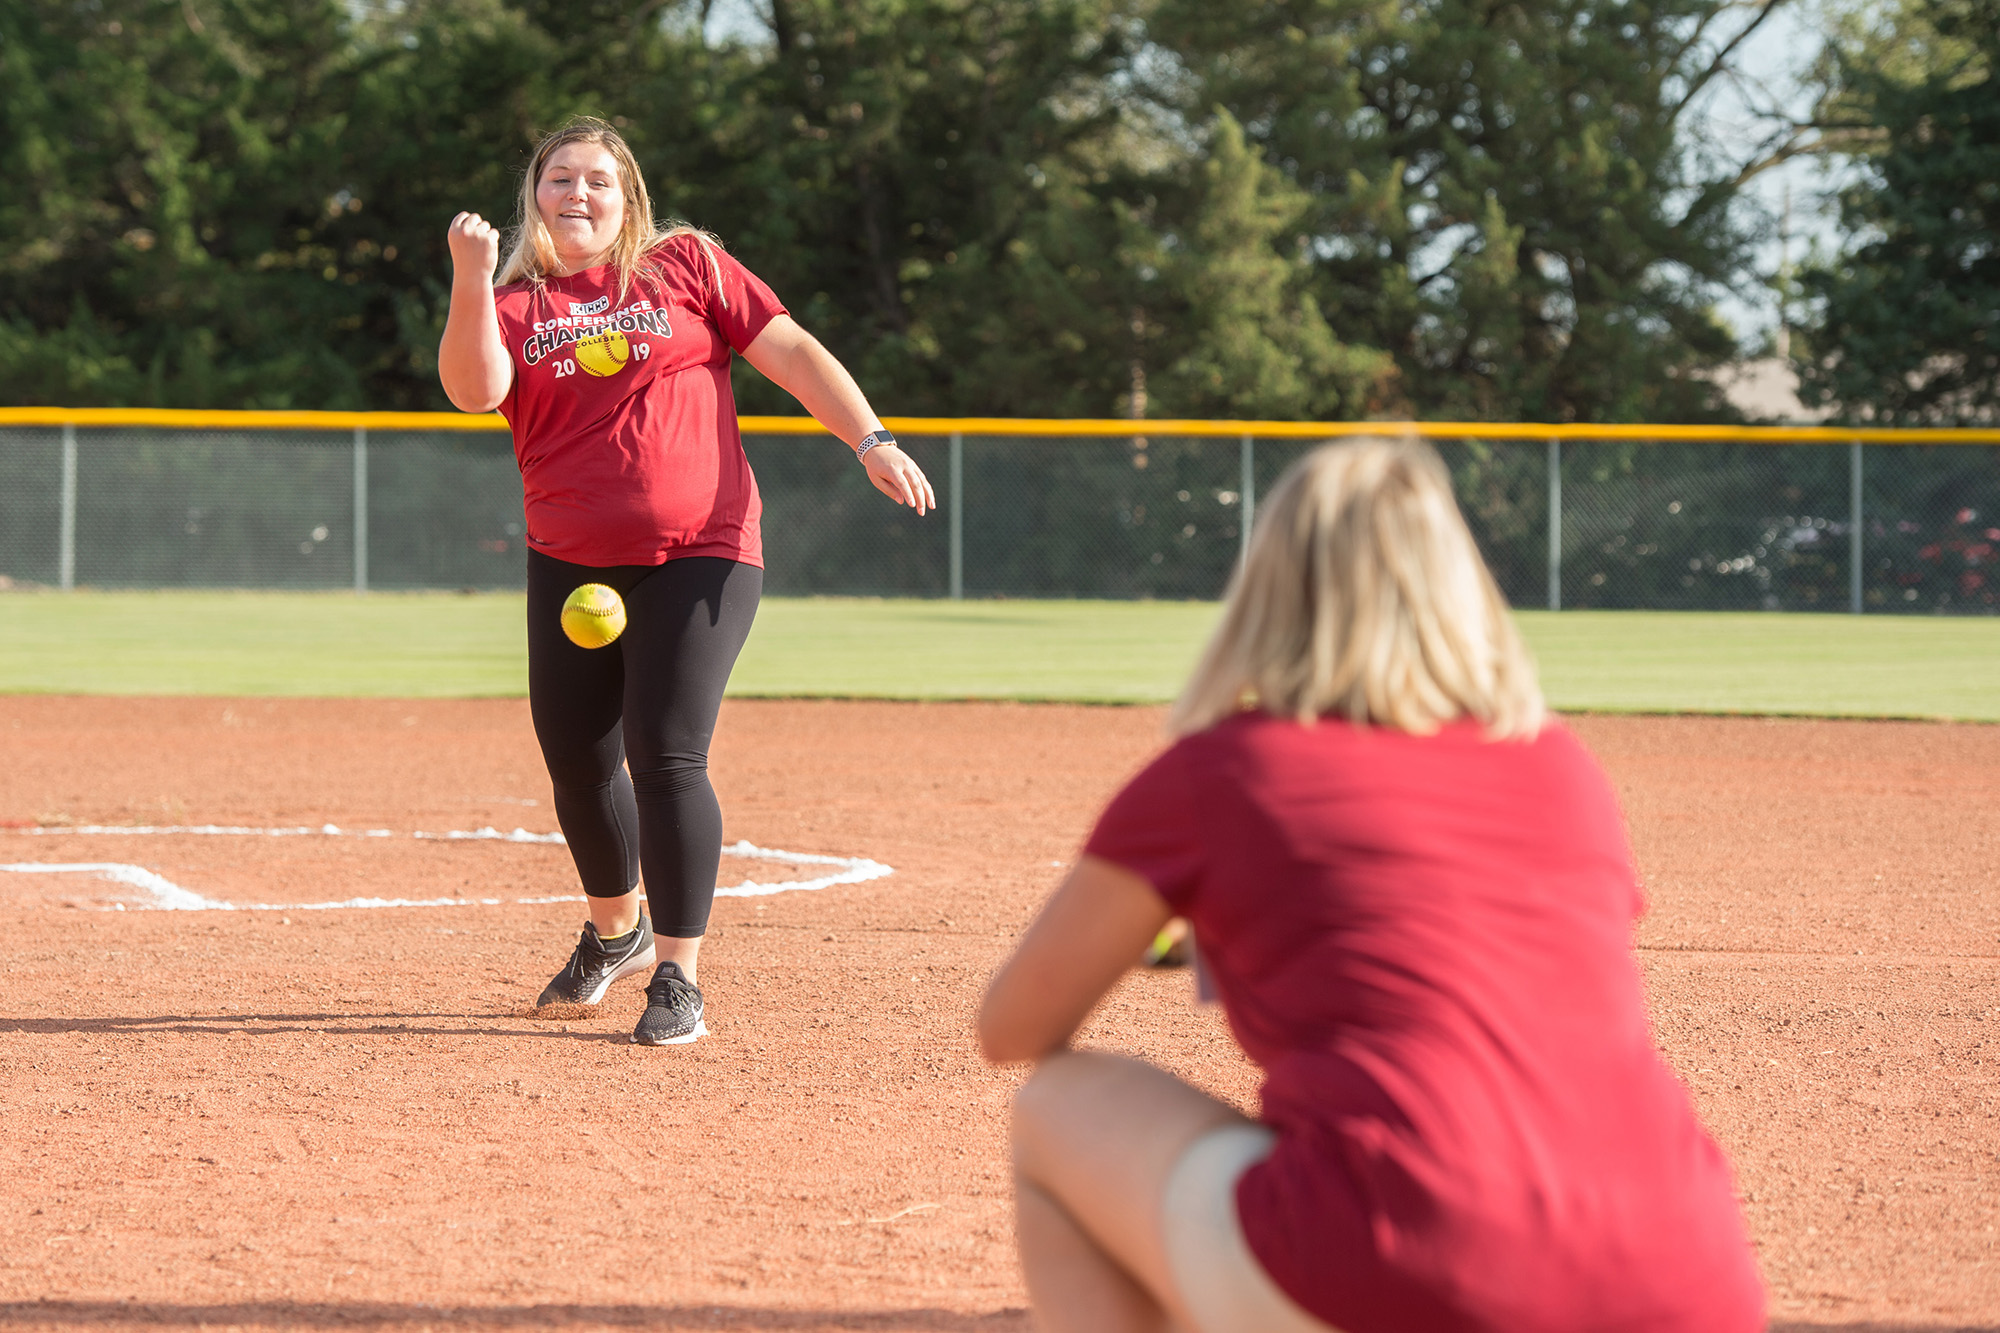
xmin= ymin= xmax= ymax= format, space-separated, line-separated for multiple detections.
xmin=1799 ymin=0 xmax=2000 ymax=422
xmin=1144 ymin=0 xmax=1762 ymax=423
xmin=0 ymin=0 xmax=567 ymax=408
xmin=1144 ymin=111 xmax=1395 ymax=418
xmin=0 ymin=0 xmax=1774 ymax=421
xmin=624 ymin=0 xmax=1169 ymax=416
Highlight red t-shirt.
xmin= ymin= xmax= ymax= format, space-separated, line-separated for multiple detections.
xmin=1086 ymin=714 xmax=1764 ymax=1333
xmin=493 ymin=234 xmax=787 ymax=567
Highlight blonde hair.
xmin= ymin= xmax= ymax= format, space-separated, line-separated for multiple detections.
xmin=496 ymin=116 xmax=726 ymax=307
xmin=1170 ymin=436 xmax=1545 ymax=740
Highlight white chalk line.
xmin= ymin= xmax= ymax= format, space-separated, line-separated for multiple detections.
xmin=0 ymin=829 xmax=891 ymax=911
xmin=14 ymin=822 xmax=566 ymax=843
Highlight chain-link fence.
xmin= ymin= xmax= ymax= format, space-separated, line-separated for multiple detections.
xmin=2 ymin=422 xmax=1996 ymax=613
xmin=1548 ymin=437 xmax=1997 ymax=613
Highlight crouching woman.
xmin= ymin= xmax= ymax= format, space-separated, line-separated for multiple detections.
xmin=977 ymin=438 xmax=1763 ymax=1333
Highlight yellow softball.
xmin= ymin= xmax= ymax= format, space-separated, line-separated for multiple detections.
xmin=560 ymin=583 xmax=627 ymax=649
xmin=574 ymin=329 xmax=631 ymax=377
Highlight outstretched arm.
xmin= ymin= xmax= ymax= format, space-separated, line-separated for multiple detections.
xmin=743 ymin=314 xmax=935 ymax=514
xmin=978 ymin=856 xmax=1173 ymax=1065
xmin=437 ymin=212 xmax=513 ymax=414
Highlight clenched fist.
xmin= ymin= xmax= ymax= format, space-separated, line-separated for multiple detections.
xmin=447 ymin=211 xmax=501 ymax=281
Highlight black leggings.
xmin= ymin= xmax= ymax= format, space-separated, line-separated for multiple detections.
xmin=526 ymin=550 xmax=762 ymax=938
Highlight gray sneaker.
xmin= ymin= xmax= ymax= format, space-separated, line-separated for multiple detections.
xmin=536 ymin=917 xmax=657 ymax=1006
xmin=631 ymin=961 xmax=706 ymax=1045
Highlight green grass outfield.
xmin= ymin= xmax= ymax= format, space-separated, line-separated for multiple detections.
xmin=0 ymin=591 xmax=1994 ymax=720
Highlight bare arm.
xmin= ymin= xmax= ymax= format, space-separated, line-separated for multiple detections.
xmin=742 ymin=314 xmax=935 ymax=514
xmin=437 ymin=212 xmax=512 ymax=413
xmin=977 ymin=855 xmax=1173 ymax=1065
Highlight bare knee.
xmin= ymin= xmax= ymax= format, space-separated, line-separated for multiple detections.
xmin=1011 ymin=1050 xmax=1139 ymax=1172
xmin=1016 ymin=1048 xmax=1152 ymax=1109
xmin=1012 ymin=1049 xmax=1246 ymax=1189
xmin=1009 ymin=1055 xmax=1065 ymax=1178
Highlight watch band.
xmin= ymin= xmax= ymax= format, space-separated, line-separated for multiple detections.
xmin=854 ymin=429 xmax=895 ymax=462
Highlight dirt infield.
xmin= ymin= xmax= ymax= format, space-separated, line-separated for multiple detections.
xmin=1 ymin=697 xmax=1995 ymax=1332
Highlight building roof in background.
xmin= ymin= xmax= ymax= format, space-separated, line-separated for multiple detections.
xmin=1706 ymin=357 xmax=1834 ymax=424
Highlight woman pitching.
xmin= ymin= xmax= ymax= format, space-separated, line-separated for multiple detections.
xmin=979 ymin=439 xmax=1762 ymax=1331
xmin=439 ymin=116 xmax=931 ymax=1046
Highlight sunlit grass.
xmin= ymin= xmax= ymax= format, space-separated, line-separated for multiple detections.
xmin=0 ymin=591 xmax=1993 ymax=719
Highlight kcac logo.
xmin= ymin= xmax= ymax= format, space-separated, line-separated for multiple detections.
xmin=569 ymin=295 xmax=611 ymax=317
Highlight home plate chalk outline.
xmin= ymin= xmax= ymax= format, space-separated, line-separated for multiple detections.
xmin=0 ymin=825 xmax=892 ymax=911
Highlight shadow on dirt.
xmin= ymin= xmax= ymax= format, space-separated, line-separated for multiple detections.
xmin=0 ymin=1013 xmax=625 ymax=1042
xmin=0 ymin=1304 xmax=1031 ymax=1331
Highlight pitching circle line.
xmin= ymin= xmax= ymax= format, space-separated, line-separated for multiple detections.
xmin=0 ymin=828 xmax=893 ymax=911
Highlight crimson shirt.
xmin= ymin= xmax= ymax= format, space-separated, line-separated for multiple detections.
xmin=1086 ymin=714 xmax=1764 ymax=1333
xmin=493 ymin=235 xmax=787 ymax=567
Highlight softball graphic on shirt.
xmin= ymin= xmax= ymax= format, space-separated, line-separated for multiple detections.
xmin=574 ymin=328 xmax=631 ymax=377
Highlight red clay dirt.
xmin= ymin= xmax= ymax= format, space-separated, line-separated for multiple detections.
xmin=0 ymin=698 xmax=1995 ymax=1333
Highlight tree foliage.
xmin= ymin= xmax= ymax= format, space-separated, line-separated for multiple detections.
xmin=1143 ymin=0 xmax=1763 ymax=422
xmin=1799 ymin=0 xmax=2000 ymax=422
xmin=0 ymin=0 xmax=555 ymax=408
xmin=2 ymin=0 xmax=1776 ymax=420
